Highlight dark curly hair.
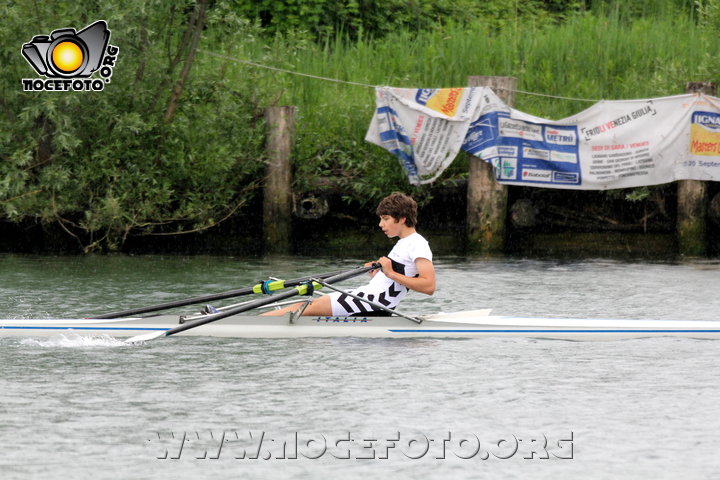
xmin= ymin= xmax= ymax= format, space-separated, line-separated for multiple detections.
xmin=375 ymin=192 xmax=417 ymax=227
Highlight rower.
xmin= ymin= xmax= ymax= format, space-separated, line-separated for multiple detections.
xmin=262 ymin=192 xmax=435 ymax=317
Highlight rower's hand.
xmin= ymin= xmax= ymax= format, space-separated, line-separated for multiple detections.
xmin=377 ymin=256 xmax=394 ymax=276
xmin=365 ymin=258 xmax=392 ymax=278
xmin=364 ymin=261 xmax=379 ymax=278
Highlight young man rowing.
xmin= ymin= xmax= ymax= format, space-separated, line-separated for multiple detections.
xmin=262 ymin=192 xmax=435 ymax=317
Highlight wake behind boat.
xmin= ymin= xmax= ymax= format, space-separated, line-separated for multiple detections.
xmin=2 ymin=309 xmax=720 ymax=340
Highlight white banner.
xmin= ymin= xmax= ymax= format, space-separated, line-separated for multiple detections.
xmin=366 ymin=87 xmax=720 ymax=189
xmin=365 ymin=86 xmax=498 ymax=184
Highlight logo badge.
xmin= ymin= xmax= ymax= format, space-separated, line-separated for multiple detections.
xmin=21 ymin=20 xmax=119 ymax=92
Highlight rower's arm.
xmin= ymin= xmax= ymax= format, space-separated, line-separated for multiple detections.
xmin=379 ymin=257 xmax=436 ymax=295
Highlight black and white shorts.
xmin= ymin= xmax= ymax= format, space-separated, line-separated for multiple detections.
xmin=327 ymin=283 xmax=407 ymax=316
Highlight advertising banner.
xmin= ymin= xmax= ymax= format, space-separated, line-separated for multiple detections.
xmin=365 ymin=86 xmax=499 ymax=184
xmin=366 ymin=87 xmax=720 ymax=189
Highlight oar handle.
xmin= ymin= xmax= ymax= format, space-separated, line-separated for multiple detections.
xmin=323 ymin=263 xmax=380 ymax=284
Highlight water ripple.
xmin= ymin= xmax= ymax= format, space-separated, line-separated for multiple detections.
xmin=2 ymin=255 xmax=720 ymax=478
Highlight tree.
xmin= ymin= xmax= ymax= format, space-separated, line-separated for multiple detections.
xmin=0 ymin=0 xmax=265 ymax=252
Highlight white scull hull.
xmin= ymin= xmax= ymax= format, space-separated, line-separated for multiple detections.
xmin=2 ymin=310 xmax=720 ymax=340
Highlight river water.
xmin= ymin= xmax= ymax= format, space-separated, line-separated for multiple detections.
xmin=1 ymin=254 xmax=719 ymax=479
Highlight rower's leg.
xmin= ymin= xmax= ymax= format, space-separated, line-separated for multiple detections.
xmin=261 ymin=294 xmax=333 ymax=316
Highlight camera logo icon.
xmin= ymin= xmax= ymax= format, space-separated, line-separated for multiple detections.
xmin=21 ymin=20 xmax=119 ymax=92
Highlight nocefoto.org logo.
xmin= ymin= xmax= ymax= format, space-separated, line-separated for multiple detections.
xmin=21 ymin=20 xmax=119 ymax=92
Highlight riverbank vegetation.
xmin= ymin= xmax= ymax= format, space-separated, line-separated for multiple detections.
xmin=2 ymin=0 xmax=719 ymax=252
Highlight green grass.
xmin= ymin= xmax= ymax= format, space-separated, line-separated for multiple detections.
xmin=201 ymin=8 xmax=720 ymax=204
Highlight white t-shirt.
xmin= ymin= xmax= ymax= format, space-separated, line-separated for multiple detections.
xmin=330 ymin=232 xmax=432 ymax=316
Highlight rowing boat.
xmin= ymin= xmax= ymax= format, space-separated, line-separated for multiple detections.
xmin=2 ymin=309 xmax=720 ymax=340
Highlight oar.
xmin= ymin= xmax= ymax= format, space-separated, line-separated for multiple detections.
xmin=125 ymin=264 xmax=379 ymax=343
xmin=91 ymin=268 xmax=349 ymax=319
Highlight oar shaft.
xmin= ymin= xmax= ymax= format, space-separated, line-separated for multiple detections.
xmin=161 ymin=264 xmax=379 ymax=338
xmin=91 ymin=268 xmax=348 ymax=319
xmin=92 ymin=287 xmax=255 ymax=319
xmin=164 ymin=286 xmax=307 ymax=337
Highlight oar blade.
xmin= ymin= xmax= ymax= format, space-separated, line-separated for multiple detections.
xmin=125 ymin=330 xmax=166 ymax=344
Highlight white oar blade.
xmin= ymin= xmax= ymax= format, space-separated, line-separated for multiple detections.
xmin=125 ymin=330 xmax=166 ymax=344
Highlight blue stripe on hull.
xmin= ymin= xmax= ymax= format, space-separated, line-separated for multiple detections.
xmin=389 ymin=329 xmax=720 ymax=333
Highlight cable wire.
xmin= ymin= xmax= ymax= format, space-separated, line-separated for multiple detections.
xmin=198 ymin=49 xmax=379 ymax=89
xmin=199 ymin=49 xmax=603 ymax=103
